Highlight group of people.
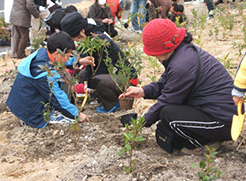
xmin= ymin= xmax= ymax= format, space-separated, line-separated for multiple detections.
xmin=6 ymin=0 xmax=246 ymax=156
xmin=9 ymin=0 xmax=62 ymax=59
xmin=9 ymin=0 xmax=132 ymax=59
xmin=129 ymin=0 xmax=187 ymax=33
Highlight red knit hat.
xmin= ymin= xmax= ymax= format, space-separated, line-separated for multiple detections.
xmin=142 ymin=19 xmax=186 ymax=56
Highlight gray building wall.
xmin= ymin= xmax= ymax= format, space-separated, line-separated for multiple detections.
xmin=0 ymin=0 xmax=4 ymax=18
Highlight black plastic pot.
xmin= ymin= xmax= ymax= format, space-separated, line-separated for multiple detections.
xmin=119 ymin=113 xmax=137 ymax=127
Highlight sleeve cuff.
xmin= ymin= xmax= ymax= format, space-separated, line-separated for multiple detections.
xmin=231 ymin=88 xmax=245 ymax=97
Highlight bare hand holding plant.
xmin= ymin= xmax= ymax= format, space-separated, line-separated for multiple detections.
xmin=102 ymin=18 xmax=113 ymax=24
xmin=78 ymin=112 xmax=90 ymax=122
xmin=119 ymin=86 xmax=145 ymax=99
xmin=79 ymin=56 xmax=95 ymax=66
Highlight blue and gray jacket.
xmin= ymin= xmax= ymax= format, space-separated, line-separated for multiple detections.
xmin=6 ymin=48 xmax=79 ymax=128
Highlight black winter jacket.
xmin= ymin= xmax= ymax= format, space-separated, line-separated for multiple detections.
xmin=143 ymin=42 xmax=237 ymax=127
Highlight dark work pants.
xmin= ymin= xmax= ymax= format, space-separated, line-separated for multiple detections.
xmin=159 ymin=105 xmax=231 ymax=149
xmin=204 ymin=0 xmax=215 ymax=18
xmin=96 ymin=74 xmax=123 ymax=111
xmin=11 ymin=25 xmax=29 ymax=59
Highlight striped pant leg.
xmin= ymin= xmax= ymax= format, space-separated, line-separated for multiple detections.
xmin=159 ymin=105 xmax=230 ymax=149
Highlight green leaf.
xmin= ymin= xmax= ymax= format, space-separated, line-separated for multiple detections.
xmin=135 ymin=136 xmax=146 ymax=142
xmin=126 ymin=132 xmax=134 ymax=140
xmin=190 ymin=163 xmax=198 ymax=168
xmin=118 ymin=147 xmax=126 ymax=156
xmin=125 ymin=144 xmax=131 ymax=150
xmin=57 ymin=48 xmax=65 ymax=56
xmin=198 ymin=171 xmax=204 ymax=179
xmin=200 ymin=160 xmax=206 ymax=169
xmin=124 ymin=166 xmax=131 ymax=174
xmin=203 ymin=175 xmax=210 ymax=181
xmin=72 ymin=123 xmax=79 ymax=131
xmin=210 ymin=151 xmax=218 ymax=157
xmin=123 ymin=132 xmax=130 ymax=140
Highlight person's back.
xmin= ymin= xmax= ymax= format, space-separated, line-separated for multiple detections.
xmin=171 ymin=43 xmax=235 ymax=124
xmin=10 ymin=0 xmax=39 ymax=28
xmin=45 ymin=8 xmax=66 ymax=34
xmin=153 ymin=0 xmax=172 ymax=18
xmin=106 ymin=0 xmax=131 ymax=24
xmin=107 ymin=0 xmax=121 ymax=23
xmin=10 ymin=0 xmax=40 ymax=59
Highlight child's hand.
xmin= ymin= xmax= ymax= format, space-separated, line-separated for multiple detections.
xmin=78 ymin=113 xmax=89 ymax=122
xmin=233 ymin=96 xmax=244 ymax=106
xmin=71 ymin=85 xmax=75 ymax=93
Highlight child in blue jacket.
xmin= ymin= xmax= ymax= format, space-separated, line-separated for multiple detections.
xmin=6 ymin=31 xmax=90 ymax=128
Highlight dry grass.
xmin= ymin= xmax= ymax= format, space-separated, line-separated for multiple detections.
xmin=66 ymin=1 xmax=93 ymax=17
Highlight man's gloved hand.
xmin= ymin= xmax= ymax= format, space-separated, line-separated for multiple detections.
xmin=39 ymin=6 xmax=46 ymax=11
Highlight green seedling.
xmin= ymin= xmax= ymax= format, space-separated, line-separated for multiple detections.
xmin=118 ymin=116 xmax=146 ymax=174
xmin=145 ymin=55 xmax=162 ymax=82
xmin=233 ymin=1 xmax=246 ymax=55
xmin=105 ymin=42 xmax=143 ymax=93
xmin=217 ymin=10 xmax=234 ymax=40
xmin=32 ymin=35 xmax=46 ymax=51
xmin=217 ymin=53 xmax=235 ymax=76
xmin=77 ymin=35 xmax=109 ymax=78
xmin=4 ymin=59 xmax=18 ymax=82
xmin=191 ymin=146 xmax=223 ymax=181
xmin=194 ymin=34 xmax=203 ymax=49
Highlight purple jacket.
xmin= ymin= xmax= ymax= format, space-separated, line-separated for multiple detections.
xmin=143 ymin=43 xmax=237 ymax=127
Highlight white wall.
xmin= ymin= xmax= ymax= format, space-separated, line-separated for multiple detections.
xmin=4 ymin=0 xmax=14 ymax=23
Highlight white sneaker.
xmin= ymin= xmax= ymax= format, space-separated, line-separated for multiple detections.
xmin=49 ymin=111 xmax=75 ymax=124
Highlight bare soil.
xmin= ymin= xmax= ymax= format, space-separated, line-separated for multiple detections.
xmin=0 ymin=2 xmax=246 ymax=181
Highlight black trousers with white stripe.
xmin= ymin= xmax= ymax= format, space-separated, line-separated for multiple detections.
xmin=159 ymin=105 xmax=231 ymax=149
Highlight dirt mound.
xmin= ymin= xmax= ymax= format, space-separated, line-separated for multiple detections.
xmin=1 ymin=2 xmax=246 ymax=181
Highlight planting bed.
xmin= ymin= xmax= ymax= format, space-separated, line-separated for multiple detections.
xmin=0 ymin=2 xmax=246 ymax=181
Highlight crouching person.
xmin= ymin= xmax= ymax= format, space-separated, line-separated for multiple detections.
xmin=120 ymin=19 xmax=237 ymax=155
xmin=6 ymin=31 xmax=89 ymax=128
xmin=61 ymin=12 xmax=138 ymax=113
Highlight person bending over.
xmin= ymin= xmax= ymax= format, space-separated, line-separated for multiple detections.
xmin=120 ymin=19 xmax=237 ymax=155
xmin=7 ymin=32 xmax=90 ymax=128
